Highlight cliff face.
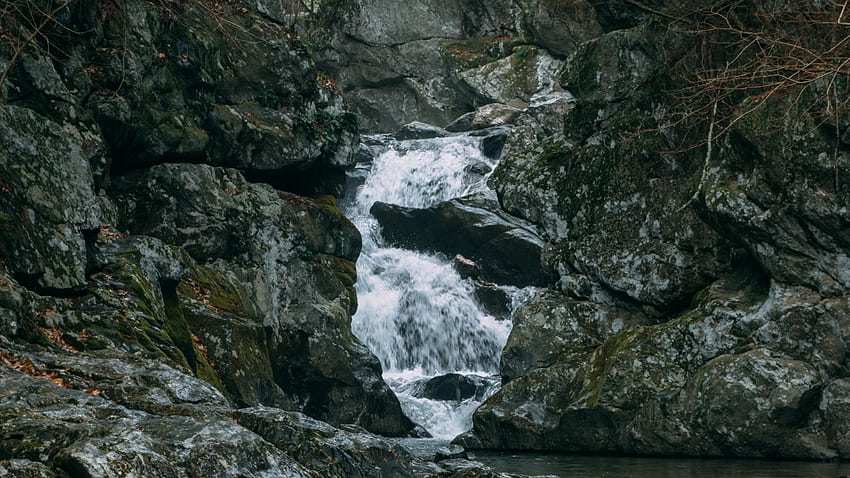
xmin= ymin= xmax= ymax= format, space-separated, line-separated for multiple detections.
xmin=0 ymin=0 xmax=441 ymax=475
xmin=452 ymin=2 xmax=850 ymax=459
xmin=312 ymin=0 xmax=850 ymax=460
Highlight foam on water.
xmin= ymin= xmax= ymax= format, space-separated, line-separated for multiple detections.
xmin=342 ymin=134 xmax=528 ymax=438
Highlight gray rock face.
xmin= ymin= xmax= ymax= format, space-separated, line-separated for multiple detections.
xmin=519 ymin=0 xmax=602 ymax=57
xmin=0 ymin=0 xmax=426 ymax=474
xmin=234 ymin=406 xmax=417 ymax=478
xmin=370 ymin=194 xmax=554 ymax=287
xmin=446 ymin=103 xmax=523 ymax=132
xmin=312 ymin=0 xmax=597 ymax=131
xmin=0 ymin=360 xmax=315 ymax=477
xmin=458 ymin=46 xmax=564 ymax=106
xmin=107 ymin=163 xmax=413 ymax=435
xmin=0 ymin=106 xmax=102 ymax=291
xmin=460 ymin=7 xmax=850 ymax=460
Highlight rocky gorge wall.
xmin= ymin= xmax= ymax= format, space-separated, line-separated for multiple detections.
xmin=0 ymin=0 xmax=519 ymax=476
xmin=312 ymin=0 xmax=850 ymax=461
xmin=2 ymin=0 xmax=850 ymax=475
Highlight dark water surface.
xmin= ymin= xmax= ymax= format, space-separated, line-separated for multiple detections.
xmin=468 ymin=451 xmax=850 ymax=478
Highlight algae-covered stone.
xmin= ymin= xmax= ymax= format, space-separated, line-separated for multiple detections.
xmin=501 ymin=289 xmax=649 ymax=382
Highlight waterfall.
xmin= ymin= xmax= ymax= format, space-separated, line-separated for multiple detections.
xmin=341 ymin=134 xmax=532 ymax=440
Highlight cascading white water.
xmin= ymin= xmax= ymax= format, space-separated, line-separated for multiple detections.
xmin=341 ymin=135 xmax=530 ymax=440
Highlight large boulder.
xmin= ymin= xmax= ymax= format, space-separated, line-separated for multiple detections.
xmin=370 ymin=194 xmax=554 ymax=286
xmin=108 ymin=163 xmax=414 ymax=436
xmin=0 ymin=106 xmax=102 ymax=291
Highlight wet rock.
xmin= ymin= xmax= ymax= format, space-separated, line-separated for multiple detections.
xmin=500 ymin=289 xmax=650 ymax=382
xmin=0 ymin=364 xmax=315 ymax=477
xmin=234 ymin=406 xmax=416 ymax=478
xmin=0 ymin=460 xmax=59 ymax=478
xmin=371 ymin=195 xmax=553 ymax=287
xmin=453 ymin=254 xmax=481 ymax=279
xmin=434 ymin=444 xmax=468 ymax=461
xmin=445 ymin=104 xmax=522 ymax=132
xmin=394 ymin=121 xmax=450 ymax=140
xmin=494 ymin=22 xmax=731 ymax=310
xmin=416 ymin=373 xmax=491 ymax=401
xmin=0 ymin=105 xmax=102 ymax=291
xmin=472 ymin=282 xmax=511 ymax=319
xmin=459 ymin=47 xmax=563 ymax=105
xmin=478 ymin=126 xmax=512 ymax=159
xmin=108 ymin=163 xmax=413 ymax=436
xmin=463 ymin=268 xmax=784 ymax=453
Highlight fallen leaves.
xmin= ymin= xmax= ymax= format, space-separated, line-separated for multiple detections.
xmin=38 ymin=327 xmax=79 ymax=353
xmin=184 ymin=279 xmax=222 ymax=314
xmin=0 ymin=350 xmax=72 ymax=389
xmin=99 ymin=223 xmax=128 ymax=239
xmin=191 ymin=333 xmax=215 ymax=367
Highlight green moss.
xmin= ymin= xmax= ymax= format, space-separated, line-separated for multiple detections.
xmin=540 ymin=139 xmax=568 ymax=164
xmin=575 ymin=329 xmax=637 ymax=407
xmin=331 ymin=257 xmax=357 ymax=286
xmin=193 ymin=340 xmax=226 ymax=394
xmin=179 ymin=265 xmax=243 ymax=312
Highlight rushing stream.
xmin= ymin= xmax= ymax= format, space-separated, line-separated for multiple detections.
xmin=340 ymin=133 xmax=529 ymax=439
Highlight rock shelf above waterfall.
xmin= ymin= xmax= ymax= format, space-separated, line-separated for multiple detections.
xmin=370 ymin=195 xmax=554 ymax=287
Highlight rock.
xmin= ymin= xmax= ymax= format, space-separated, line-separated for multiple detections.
xmin=370 ymin=195 xmax=553 ymax=287
xmin=108 ymin=163 xmax=413 ymax=436
xmin=499 ymin=289 xmax=650 ymax=382
xmin=459 ymin=46 xmax=564 ymax=105
xmin=312 ymin=0 xmax=519 ymax=131
xmin=494 ymin=23 xmax=732 ymax=310
xmin=0 ymin=364 xmax=315 ymax=477
xmin=434 ymin=444 xmax=467 ymax=461
xmin=233 ymin=406 xmax=417 ymax=478
xmin=445 ymin=103 xmax=522 ymax=132
xmin=519 ymin=0 xmax=603 ymax=56
xmin=394 ymin=121 xmax=450 ymax=140
xmin=0 ymin=460 xmax=59 ymax=478
xmin=472 ymin=282 xmax=511 ymax=319
xmin=460 ymin=270 xmax=788 ymax=456
xmin=700 ymin=93 xmax=850 ymax=297
xmin=0 ymin=105 xmax=102 ymax=291
xmin=415 ymin=373 xmax=491 ymax=401
xmin=82 ymin=0 xmax=356 ymax=180
xmin=479 ymin=127 xmax=511 ymax=159
xmin=453 ymin=254 xmax=481 ymax=279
